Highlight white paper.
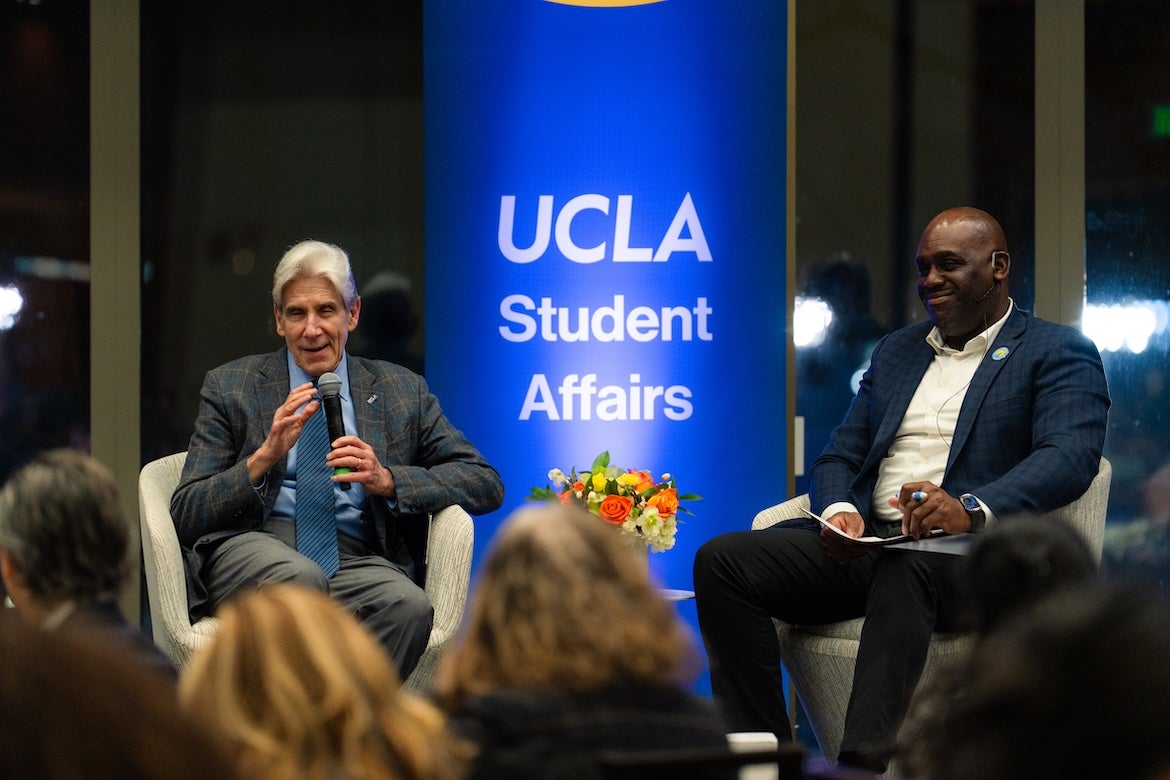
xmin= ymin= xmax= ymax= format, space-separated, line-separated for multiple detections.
xmin=802 ymin=506 xmax=947 ymax=546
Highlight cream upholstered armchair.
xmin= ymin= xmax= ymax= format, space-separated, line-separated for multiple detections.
xmin=750 ymin=457 xmax=1112 ymax=762
xmin=138 ymin=451 xmax=474 ymax=693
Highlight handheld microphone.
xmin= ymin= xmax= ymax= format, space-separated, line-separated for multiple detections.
xmin=317 ymin=372 xmax=351 ymax=491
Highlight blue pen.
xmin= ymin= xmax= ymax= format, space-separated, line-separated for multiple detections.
xmin=911 ymin=490 xmax=927 ymax=501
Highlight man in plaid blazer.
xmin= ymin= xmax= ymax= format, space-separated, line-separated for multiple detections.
xmin=171 ymin=240 xmax=503 ymax=676
xmin=694 ymin=207 xmax=1110 ymax=771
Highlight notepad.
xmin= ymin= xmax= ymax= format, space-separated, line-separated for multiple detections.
xmin=802 ymin=506 xmax=946 ymax=546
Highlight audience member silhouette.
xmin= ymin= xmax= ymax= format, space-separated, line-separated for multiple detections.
xmin=354 ymin=271 xmax=425 ymax=375
xmin=895 ymin=517 xmax=1102 ymax=778
xmin=179 ymin=584 xmax=468 ymax=780
xmin=0 ymin=609 xmax=236 ymax=780
xmin=903 ymin=581 xmax=1170 ymax=780
xmin=435 ymin=504 xmax=731 ymax=780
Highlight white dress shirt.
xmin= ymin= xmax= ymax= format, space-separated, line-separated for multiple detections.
xmin=823 ymin=301 xmax=1014 ymax=528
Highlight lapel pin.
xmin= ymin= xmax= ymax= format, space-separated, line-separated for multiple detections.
xmin=992 ymin=347 xmax=1010 ymax=361
xmin=367 ymin=394 xmax=378 ymax=405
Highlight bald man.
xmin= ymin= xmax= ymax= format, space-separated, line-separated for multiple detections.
xmin=694 ymin=207 xmax=1110 ymax=770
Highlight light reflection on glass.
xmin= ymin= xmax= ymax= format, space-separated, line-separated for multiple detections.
xmin=794 ymin=296 xmax=833 ymax=349
xmin=1083 ymin=301 xmax=1168 ymax=355
xmin=0 ymin=286 xmax=25 ymax=331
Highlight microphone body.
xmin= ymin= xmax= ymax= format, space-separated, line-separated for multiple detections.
xmin=317 ymin=372 xmax=351 ymax=491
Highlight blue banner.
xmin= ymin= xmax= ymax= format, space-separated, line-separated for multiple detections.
xmin=425 ymin=0 xmax=787 ymax=688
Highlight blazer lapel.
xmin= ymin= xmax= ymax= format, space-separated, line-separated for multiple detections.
xmin=255 ymin=349 xmax=292 ymax=485
xmin=257 ymin=349 xmax=291 ymax=419
xmin=347 ymin=356 xmax=386 ymax=455
xmin=873 ymin=340 xmax=935 ymax=452
xmin=947 ymin=307 xmax=1028 ymax=468
xmin=856 ymin=337 xmax=935 ymax=480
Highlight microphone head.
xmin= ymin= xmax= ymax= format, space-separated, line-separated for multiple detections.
xmin=317 ymin=372 xmax=342 ymax=398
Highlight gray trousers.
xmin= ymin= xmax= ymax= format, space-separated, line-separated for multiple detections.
xmin=203 ymin=518 xmax=433 ymax=678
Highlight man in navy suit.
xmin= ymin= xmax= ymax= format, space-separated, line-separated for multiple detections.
xmin=694 ymin=207 xmax=1110 ymax=770
xmin=171 ymin=240 xmax=503 ymax=676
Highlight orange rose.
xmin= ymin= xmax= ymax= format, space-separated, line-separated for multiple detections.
xmin=647 ymin=488 xmax=679 ymax=517
xmin=558 ymin=490 xmax=574 ymax=505
xmin=597 ymin=494 xmax=634 ymax=525
xmin=629 ymin=469 xmax=655 ymax=493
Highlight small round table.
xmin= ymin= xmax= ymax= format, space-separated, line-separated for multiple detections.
xmin=659 ymin=588 xmax=696 ymax=601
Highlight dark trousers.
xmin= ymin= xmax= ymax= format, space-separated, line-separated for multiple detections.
xmin=692 ymin=518 xmax=962 ymax=760
xmin=203 ymin=519 xmax=433 ymax=678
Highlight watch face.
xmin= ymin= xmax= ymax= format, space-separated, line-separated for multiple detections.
xmin=962 ymin=495 xmax=981 ymax=512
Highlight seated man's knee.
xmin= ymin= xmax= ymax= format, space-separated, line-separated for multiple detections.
xmin=694 ymin=533 xmax=742 ymax=592
xmin=264 ymin=556 xmax=330 ymax=591
xmin=399 ymin=585 xmax=434 ymax=627
xmin=361 ymin=583 xmax=433 ymax=628
xmin=398 ymin=593 xmax=434 ymax=659
xmin=356 ymin=583 xmax=434 ymax=655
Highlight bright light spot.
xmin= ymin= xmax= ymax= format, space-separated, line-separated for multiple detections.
xmin=1083 ymin=301 xmax=1167 ymax=355
xmin=794 ymin=296 xmax=833 ymax=348
xmin=851 ymin=365 xmax=866 ymax=395
xmin=0 ymin=286 xmax=25 ymax=331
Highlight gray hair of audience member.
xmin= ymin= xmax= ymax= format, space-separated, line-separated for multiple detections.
xmin=929 ymin=583 xmax=1170 ymax=780
xmin=0 ymin=449 xmax=130 ymax=602
xmin=960 ymin=515 xmax=1097 ymax=635
xmin=271 ymin=240 xmax=358 ymax=309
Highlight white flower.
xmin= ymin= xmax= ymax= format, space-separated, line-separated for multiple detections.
xmin=652 ymin=535 xmax=676 ymax=552
xmin=640 ymin=507 xmax=662 ymax=535
xmin=660 ymin=473 xmax=672 ymax=482
xmin=548 ymin=468 xmax=567 ymax=488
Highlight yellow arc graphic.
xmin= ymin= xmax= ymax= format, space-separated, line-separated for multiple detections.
xmin=545 ymin=0 xmax=665 ymax=6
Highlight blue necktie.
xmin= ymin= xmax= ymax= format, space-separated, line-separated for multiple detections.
xmin=294 ymin=406 xmax=340 ymax=577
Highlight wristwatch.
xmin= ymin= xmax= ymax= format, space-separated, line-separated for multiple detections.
xmin=960 ymin=493 xmax=986 ymax=532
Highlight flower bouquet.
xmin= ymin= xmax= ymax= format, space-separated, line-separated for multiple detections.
xmin=528 ymin=451 xmax=700 ymax=552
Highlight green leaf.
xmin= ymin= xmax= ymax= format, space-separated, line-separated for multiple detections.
xmin=528 ymin=486 xmax=557 ymax=501
xmin=591 ymin=451 xmax=611 ymax=472
xmin=677 ymin=493 xmax=702 ymax=501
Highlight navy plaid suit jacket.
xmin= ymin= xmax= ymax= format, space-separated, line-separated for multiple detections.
xmin=170 ymin=348 xmax=503 ymax=617
xmin=810 ymin=307 xmax=1109 ymax=533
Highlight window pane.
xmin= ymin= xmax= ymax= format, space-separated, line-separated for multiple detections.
xmin=0 ymin=2 xmax=90 ymax=480
xmin=140 ymin=1 xmax=424 ymax=462
xmin=795 ymin=0 xmax=1035 ymax=493
xmin=1085 ymin=1 xmax=1170 ymax=592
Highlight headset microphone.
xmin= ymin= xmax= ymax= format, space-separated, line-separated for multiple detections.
xmin=976 ymin=279 xmax=998 ymax=303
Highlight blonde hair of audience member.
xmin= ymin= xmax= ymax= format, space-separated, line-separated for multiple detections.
xmin=435 ymin=503 xmax=699 ymax=709
xmin=178 ymin=584 xmax=467 ymax=780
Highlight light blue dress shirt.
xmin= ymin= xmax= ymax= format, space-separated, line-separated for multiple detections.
xmin=273 ymin=352 xmax=367 ymax=541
